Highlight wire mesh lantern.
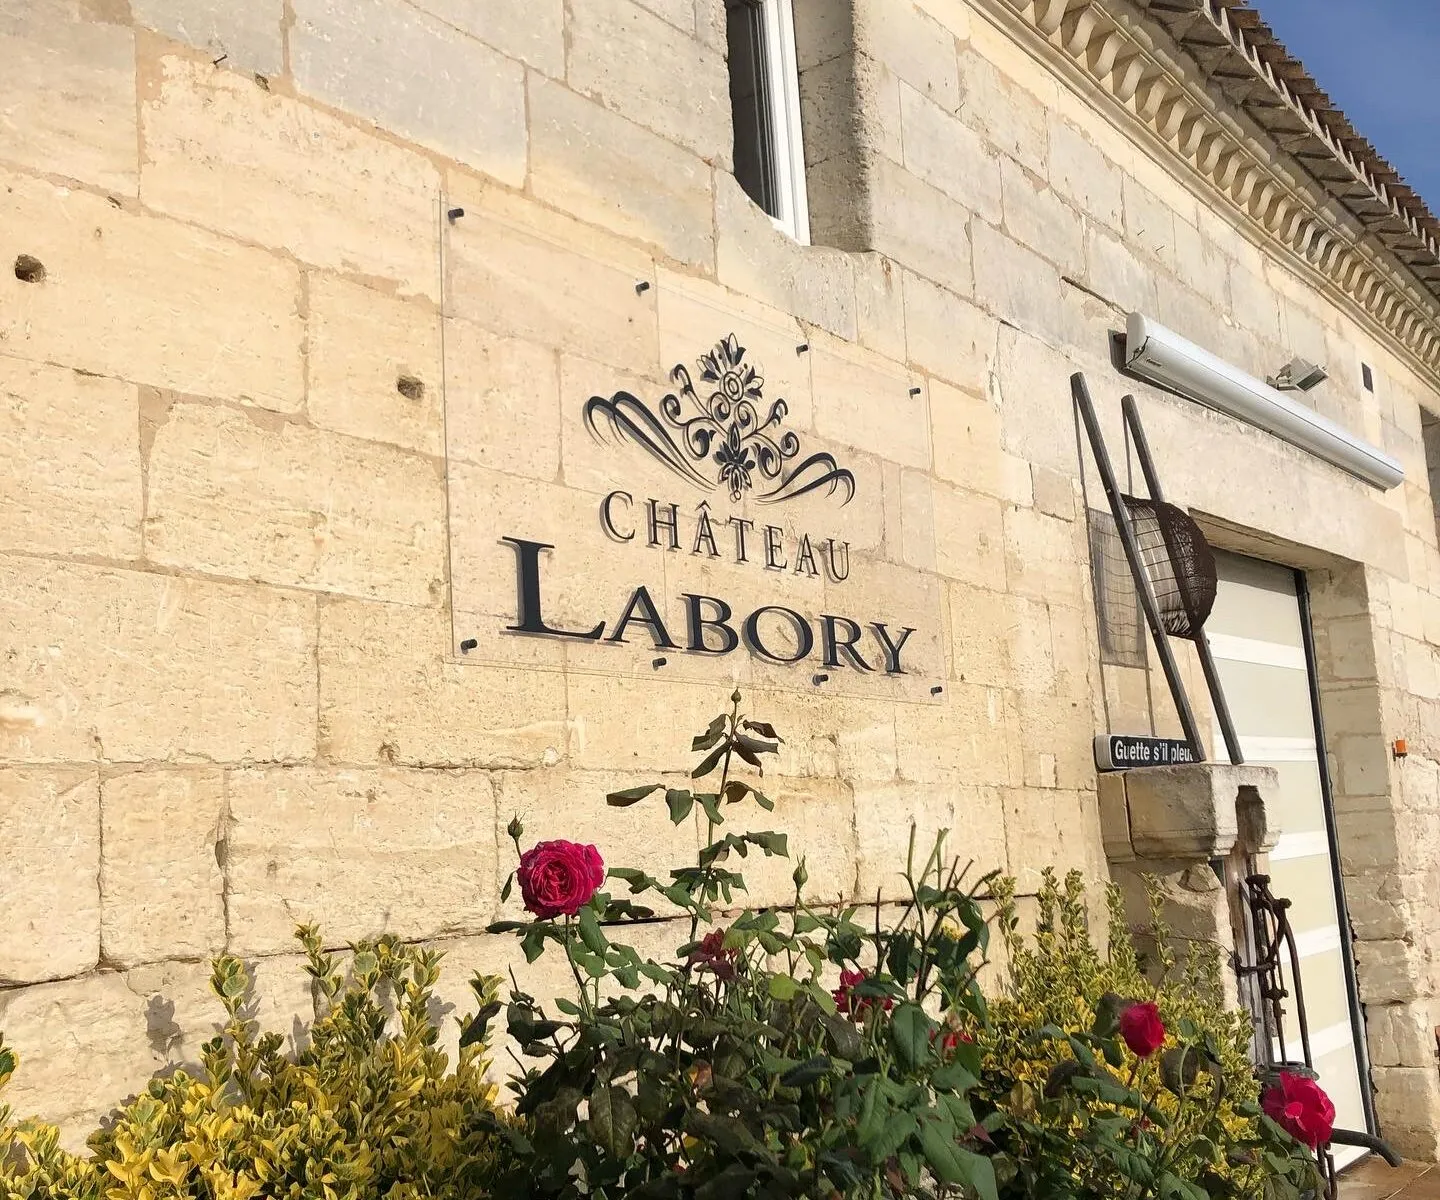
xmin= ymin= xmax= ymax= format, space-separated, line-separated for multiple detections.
xmin=1120 ymin=496 xmax=1217 ymax=640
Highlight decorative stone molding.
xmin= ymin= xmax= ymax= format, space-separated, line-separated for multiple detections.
xmin=974 ymin=0 xmax=1440 ymax=386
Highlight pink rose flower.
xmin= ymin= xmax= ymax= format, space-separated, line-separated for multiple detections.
xmin=517 ymin=840 xmax=605 ymax=919
xmin=1118 ymin=1001 xmax=1166 ymax=1058
xmin=1263 ymin=1071 xmax=1336 ymax=1150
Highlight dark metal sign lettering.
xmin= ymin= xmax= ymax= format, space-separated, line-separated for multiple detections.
xmin=1094 ymin=733 xmax=1199 ymax=771
xmin=485 ymin=333 xmax=925 ymax=681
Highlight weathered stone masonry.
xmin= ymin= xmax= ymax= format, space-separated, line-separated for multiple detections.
xmin=2 ymin=0 xmax=1440 ymax=1155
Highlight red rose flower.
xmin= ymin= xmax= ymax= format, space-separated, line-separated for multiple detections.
xmin=516 ymin=839 xmax=604 ymax=919
xmin=930 ymin=1028 xmax=974 ymax=1057
xmin=833 ymin=969 xmax=892 ymax=1019
xmin=688 ymin=929 xmax=739 ymax=981
xmin=1118 ymin=1001 xmax=1166 ymax=1058
xmin=1263 ymin=1071 xmax=1336 ymax=1150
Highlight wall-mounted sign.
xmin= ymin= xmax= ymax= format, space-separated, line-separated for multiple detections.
xmin=446 ymin=330 xmax=941 ymax=698
xmin=1093 ymin=733 xmax=1199 ymax=771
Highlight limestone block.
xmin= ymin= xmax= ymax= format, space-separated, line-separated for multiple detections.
xmin=724 ymin=777 xmax=856 ymax=907
xmin=1006 ymin=596 xmax=1056 ymax=695
xmin=145 ymin=402 xmax=446 ymax=605
xmin=1355 ymin=938 xmax=1431 ymax=1004
xmin=529 ymin=77 xmax=713 ymax=269
xmin=903 ymin=274 xmax=997 ymax=396
xmin=1366 ymin=1000 xmax=1439 ymax=1068
xmin=741 ymin=687 xmax=900 ymax=783
xmin=971 ymin=220 xmax=1067 ymax=347
xmin=1012 ymin=689 xmax=1094 ymax=792
xmin=898 ymin=469 xmax=936 ymax=571
xmin=957 ymin=48 xmax=1047 ymax=176
xmin=1046 ymin=119 xmax=1122 ymax=231
xmin=810 ymin=331 xmax=929 ymax=467
xmin=1334 ymin=731 xmax=1395 ymax=801
xmin=0 ymin=358 xmax=140 ymax=559
xmin=801 ymin=52 xmax=902 ymax=171
xmin=445 ymin=201 xmax=660 ymax=375
xmin=3 ymin=0 xmax=134 ymax=194
xmin=1226 ymin=266 xmax=1281 ymax=348
xmin=853 ymin=779 xmax=1006 ymax=902
xmin=932 ymin=482 xmax=1006 ymax=588
xmin=319 ymin=598 xmax=572 ymax=769
xmin=567 ymin=0 xmax=729 ymax=163
xmin=899 ymin=84 xmax=1001 ymax=224
xmin=854 ymin=253 xmax=907 ymax=362
xmin=408 ymin=0 xmax=564 ymax=74
xmin=715 ymin=174 xmax=858 ymax=340
xmin=999 ymin=159 xmax=1082 ymax=276
xmin=792 ymin=0 xmax=852 ymax=69
xmin=1097 ymin=772 xmax=1133 ymax=863
xmin=307 ymin=275 xmax=443 ymax=457
xmin=893 ymin=684 xmax=1016 ymax=787
xmin=566 ymin=675 xmax=754 ymax=775
xmin=1082 ymin=226 xmax=1156 ymax=314
xmin=0 ymin=557 xmax=316 ymax=764
xmin=1003 ymin=505 xmax=1083 ymax=607
xmin=0 ymin=768 xmax=99 ymax=984
xmin=100 ymin=770 xmax=226 ymax=969
xmin=1030 ymin=465 xmax=1076 ymax=521
xmin=1121 ymin=175 xmax=1176 ymax=270
xmin=493 ymin=767 xmax=700 ymax=919
xmin=0 ymin=170 xmax=303 ymax=412
xmin=140 ymin=55 xmax=441 ymax=302
xmin=930 ymin=379 xmax=1031 ymax=506
xmin=291 ymin=0 xmax=524 ymax=184
xmin=444 ymin=319 xmax=561 ymax=480
xmin=1120 ymin=764 xmax=1279 ymax=860
xmin=131 ymin=0 xmax=283 ymax=75
xmin=868 ymin=157 xmax=974 ymax=297
xmin=1371 ymin=1067 xmax=1440 ymax=1160
xmin=0 ymin=973 xmax=152 ymax=1138
xmin=855 ymin=0 xmax=960 ymax=112
xmin=947 ymin=581 xmax=1010 ymax=688
xmin=694 ymin=0 xmax=724 ymax=48
xmin=1003 ymin=787 xmax=1104 ymax=891
xmin=226 ymin=766 xmax=500 ymax=956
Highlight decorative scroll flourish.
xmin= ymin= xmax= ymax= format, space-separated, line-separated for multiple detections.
xmin=583 ymin=334 xmax=855 ymax=506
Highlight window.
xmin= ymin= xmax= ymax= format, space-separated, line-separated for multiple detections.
xmin=726 ymin=0 xmax=810 ymax=243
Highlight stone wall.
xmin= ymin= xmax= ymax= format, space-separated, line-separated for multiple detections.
xmin=2 ymin=0 xmax=1439 ymax=1150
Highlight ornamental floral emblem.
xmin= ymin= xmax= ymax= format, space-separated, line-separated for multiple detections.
xmin=583 ymin=334 xmax=856 ymax=506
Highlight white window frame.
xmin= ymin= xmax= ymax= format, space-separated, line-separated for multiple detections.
xmin=756 ymin=0 xmax=811 ymax=244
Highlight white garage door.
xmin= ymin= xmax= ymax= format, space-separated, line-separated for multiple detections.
xmin=1207 ymin=551 xmax=1370 ymax=1165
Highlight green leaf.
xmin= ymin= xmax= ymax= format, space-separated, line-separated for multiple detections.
xmin=578 ymin=906 xmax=609 ymax=956
xmin=665 ymin=788 xmax=694 ymax=825
xmin=722 ymin=779 xmax=749 ymax=804
xmin=500 ymin=872 xmax=514 ymax=904
xmin=520 ymin=926 xmax=547 ymax=964
xmin=889 ymin=1003 xmax=933 ymax=1069
xmin=932 ymin=1061 xmax=980 ymax=1093
xmin=458 ymin=1000 xmax=500 ymax=1049
xmin=742 ymin=719 xmax=781 ymax=741
xmin=779 ymin=1056 xmax=833 ymax=1089
xmin=692 ymin=743 xmax=729 ymax=779
xmin=919 ymin=1122 xmax=997 ymax=1200
xmin=607 ymin=784 xmax=663 ymax=806
xmin=766 ymin=974 xmax=801 ymax=1001
xmin=744 ymin=830 xmax=788 ymax=856
xmin=692 ymin=713 xmax=727 ymax=752
xmin=588 ymin=1084 xmax=638 ymax=1159
xmin=750 ymin=788 xmax=775 ymax=811
xmin=695 ymin=792 xmax=724 ymax=827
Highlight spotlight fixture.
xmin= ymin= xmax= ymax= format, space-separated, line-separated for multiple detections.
xmin=1266 ymin=356 xmax=1329 ymax=392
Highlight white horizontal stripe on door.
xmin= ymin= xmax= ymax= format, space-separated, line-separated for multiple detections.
xmin=1271 ymin=831 xmax=1332 ymax=862
xmin=1237 ymin=735 xmax=1318 ymax=762
xmin=1293 ymin=925 xmax=1342 ymax=959
xmin=1207 ymin=632 xmax=1309 ymax=671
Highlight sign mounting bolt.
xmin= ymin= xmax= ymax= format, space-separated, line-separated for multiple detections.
xmin=635 ymin=280 xmax=651 ymax=294
xmin=446 ymin=207 xmax=465 ymax=223
xmin=459 ymin=638 xmax=478 ymax=654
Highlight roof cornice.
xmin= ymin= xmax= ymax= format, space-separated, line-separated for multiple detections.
xmin=973 ymin=0 xmax=1440 ymax=386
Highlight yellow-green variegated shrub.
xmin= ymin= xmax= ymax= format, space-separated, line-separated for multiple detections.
xmin=0 ymin=928 xmax=508 ymax=1200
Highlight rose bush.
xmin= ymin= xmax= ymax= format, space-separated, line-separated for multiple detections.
xmin=517 ymin=839 xmax=605 ymax=919
xmin=1264 ymin=1070 xmax=1336 ymax=1150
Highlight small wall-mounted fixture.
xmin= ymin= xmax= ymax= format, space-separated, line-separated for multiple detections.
xmin=446 ymin=207 xmax=465 ymax=223
xmin=1394 ymin=738 xmax=1409 ymax=759
xmin=812 ymin=672 xmax=829 ymax=686
xmin=634 ymin=280 xmax=651 ymax=294
xmin=1362 ymin=363 xmax=1375 ymax=392
xmin=652 ymin=656 xmax=668 ymax=669
xmin=1123 ymin=313 xmax=1403 ymax=490
xmin=930 ymin=685 xmax=944 ymax=696
xmin=1266 ymin=356 xmax=1328 ymax=392
xmin=795 ymin=342 xmax=809 ymax=355
xmin=459 ymin=638 xmax=478 ymax=654
xmin=908 ymin=386 xmax=922 ymax=397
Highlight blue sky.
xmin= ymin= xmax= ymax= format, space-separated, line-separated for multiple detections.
xmin=1251 ymin=0 xmax=1440 ymax=210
